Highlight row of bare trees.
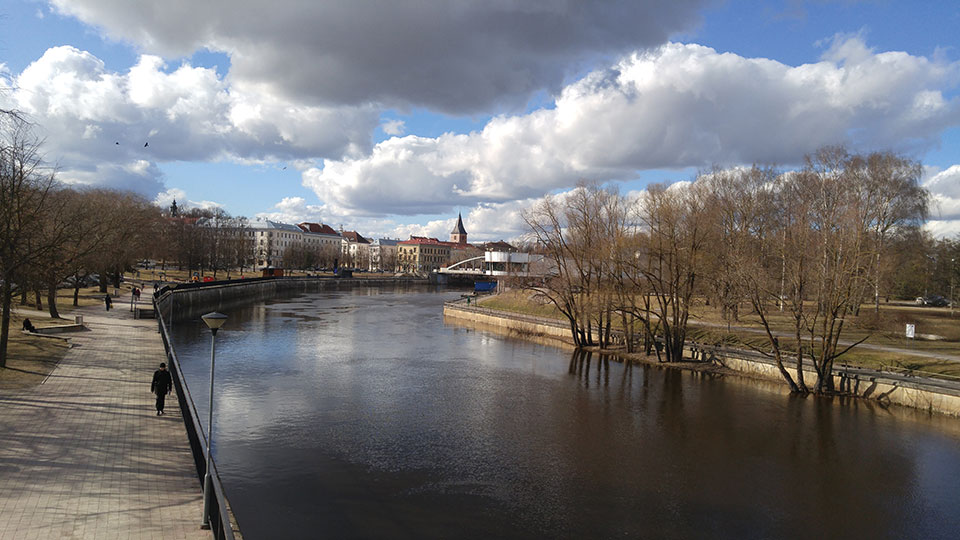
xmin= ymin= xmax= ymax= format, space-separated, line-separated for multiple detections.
xmin=524 ymin=146 xmax=928 ymax=394
xmin=153 ymin=209 xmax=255 ymax=277
xmin=0 ymin=113 xmax=159 ymax=367
xmin=282 ymin=242 xmax=340 ymax=271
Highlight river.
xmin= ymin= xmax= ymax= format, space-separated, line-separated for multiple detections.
xmin=170 ymin=286 xmax=960 ymax=539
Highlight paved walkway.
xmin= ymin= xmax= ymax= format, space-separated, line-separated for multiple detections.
xmin=0 ymin=295 xmax=209 ymax=539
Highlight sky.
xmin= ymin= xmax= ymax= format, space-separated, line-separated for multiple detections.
xmin=1 ymin=0 xmax=959 ymax=241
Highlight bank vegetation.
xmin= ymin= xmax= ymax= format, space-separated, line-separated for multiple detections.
xmin=523 ymin=146 xmax=931 ymax=395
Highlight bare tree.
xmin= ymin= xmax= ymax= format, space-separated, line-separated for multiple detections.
xmin=635 ymin=180 xmax=713 ymax=363
xmin=0 ymin=114 xmax=62 ymax=367
xmin=846 ymin=152 xmax=927 ymax=313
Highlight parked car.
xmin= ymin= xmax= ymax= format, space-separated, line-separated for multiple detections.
xmin=920 ymin=295 xmax=950 ymax=307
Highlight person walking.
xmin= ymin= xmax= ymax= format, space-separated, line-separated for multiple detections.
xmin=151 ymin=363 xmax=173 ymax=415
xmin=104 ymin=294 xmax=112 ymax=311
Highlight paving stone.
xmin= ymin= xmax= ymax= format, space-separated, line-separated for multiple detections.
xmin=0 ymin=295 xmax=210 ymax=539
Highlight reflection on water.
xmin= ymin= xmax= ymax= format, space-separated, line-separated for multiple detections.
xmin=172 ymin=287 xmax=960 ymax=539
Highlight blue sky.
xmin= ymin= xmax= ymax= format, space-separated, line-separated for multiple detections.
xmin=2 ymin=0 xmax=959 ymax=239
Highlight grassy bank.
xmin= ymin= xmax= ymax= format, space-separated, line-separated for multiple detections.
xmin=478 ymin=291 xmax=960 ymax=380
xmin=0 ymin=311 xmax=71 ymax=390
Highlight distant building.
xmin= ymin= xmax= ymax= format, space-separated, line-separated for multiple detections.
xmin=341 ymin=230 xmax=371 ymax=268
xmin=249 ymin=219 xmax=304 ymax=268
xmin=398 ymin=236 xmax=452 ymax=273
xmin=479 ymin=240 xmax=517 ymax=252
xmin=369 ymin=238 xmax=399 ymax=272
xmin=297 ymin=222 xmax=342 ymax=254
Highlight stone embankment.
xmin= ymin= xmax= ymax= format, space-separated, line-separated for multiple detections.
xmin=443 ymin=299 xmax=960 ymax=417
xmin=155 ymin=275 xmax=426 ymax=322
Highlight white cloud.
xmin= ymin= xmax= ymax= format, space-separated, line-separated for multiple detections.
xmin=255 ymin=197 xmax=328 ymax=224
xmin=154 ymin=187 xmax=222 ymax=211
xmin=923 ymin=165 xmax=960 ymax=237
xmin=380 ymin=119 xmax=405 ymax=136
xmin=1 ymin=46 xmax=378 ymax=196
xmin=306 ymin=38 xmax=960 ymax=216
xmin=924 ymin=164 xmax=960 ymax=201
xmin=47 ymin=0 xmax=707 ymax=113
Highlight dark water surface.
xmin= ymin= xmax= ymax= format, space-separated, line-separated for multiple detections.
xmin=171 ymin=287 xmax=960 ymax=539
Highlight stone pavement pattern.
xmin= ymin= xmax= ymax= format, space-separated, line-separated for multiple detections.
xmin=0 ymin=299 xmax=210 ymax=539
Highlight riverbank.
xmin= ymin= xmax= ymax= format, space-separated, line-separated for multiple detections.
xmin=443 ymin=299 xmax=960 ymax=417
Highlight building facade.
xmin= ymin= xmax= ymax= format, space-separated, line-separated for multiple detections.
xmin=369 ymin=238 xmax=399 ymax=272
xmin=340 ymin=230 xmax=371 ymax=268
xmin=398 ymin=236 xmax=452 ymax=273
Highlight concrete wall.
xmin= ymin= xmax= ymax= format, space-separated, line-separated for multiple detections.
xmin=443 ymin=302 xmax=573 ymax=345
xmin=156 ymin=276 xmax=427 ymax=323
xmin=445 ymin=302 xmax=960 ymax=417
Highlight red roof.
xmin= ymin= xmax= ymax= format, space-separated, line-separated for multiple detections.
xmin=399 ymin=236 xmax=445 ymax=246
xmin=342 ymin=231 xmax=370 ymax=244
xmin=399 ymin=236 xmax=476 ymax=249
xmin=166 ymin=216 xmax=199 ymax=226
xmin=297 ymin=222 xmax=339 ymax=235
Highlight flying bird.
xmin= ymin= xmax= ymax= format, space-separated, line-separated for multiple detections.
xmin=115 ymin=141 xmax=119 ymax=145
xmin=144 ymin=142 xmax=149 ymax=147
xmin=282 ymin=166 xmax=287 ymax=170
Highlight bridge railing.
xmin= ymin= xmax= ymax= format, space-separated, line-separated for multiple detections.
xmin=155 ymin=293 xmax=239 ymax=540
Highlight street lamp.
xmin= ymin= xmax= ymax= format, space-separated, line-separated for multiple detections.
xmin=200 ymin=311 xmax=227 ymax=530
xmin=950 ymin=259 xmax=957 ymax=317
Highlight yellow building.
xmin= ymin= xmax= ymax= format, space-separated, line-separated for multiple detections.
xmin=398 ymin=237 xmax=452 ymax=273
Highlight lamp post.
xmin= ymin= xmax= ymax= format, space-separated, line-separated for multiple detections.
xmin=200 ymin=311 xmax=227 ymax=530
xmin=951 ymin=259 xmax=956 ymax=317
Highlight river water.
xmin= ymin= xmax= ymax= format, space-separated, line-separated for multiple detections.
xmin=170 ymin=287 xmax=960 ymax=539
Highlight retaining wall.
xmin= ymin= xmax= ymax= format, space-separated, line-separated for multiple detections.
xmin=444 ymin=301 xmax=960 ymax=417
xmin=155 ymin=276 xmax=426 ymax=322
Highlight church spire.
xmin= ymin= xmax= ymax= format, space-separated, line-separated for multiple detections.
xmin=450 ymin=213 xmax=467 ymax=244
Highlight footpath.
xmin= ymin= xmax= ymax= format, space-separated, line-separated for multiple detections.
xmin=0 ymin=292 xmax=209 ymax=540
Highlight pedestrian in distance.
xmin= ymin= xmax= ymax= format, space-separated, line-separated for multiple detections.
xmin=131 ymin=286 xmax=141 ymax=312
xmin=104 ymin=294 xmax=112 ymax=311
xmin=151 ymin=363 xmax=173 ymax=415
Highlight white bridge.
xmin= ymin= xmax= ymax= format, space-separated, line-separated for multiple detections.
xmin=439 ymin=251 xmax=544 ymax=277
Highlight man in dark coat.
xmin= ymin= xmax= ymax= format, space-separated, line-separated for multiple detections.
xmin=151 ymin=363 xmax=173 ymax=415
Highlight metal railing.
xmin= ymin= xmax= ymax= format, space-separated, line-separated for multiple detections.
xmin=155 ymin=293 xmax=238 ymax=540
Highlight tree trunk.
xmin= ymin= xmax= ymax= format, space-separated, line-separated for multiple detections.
xmin=794 ymin=326 xmax=808 ymax=393
xmin=874 ymin=251 xmax=882 ymax=314
xmin=47 ymin=282 xmax=60 ymax=319
xmin=34 ymin=290 xmax=43 ymax=311
xmin=73 ymin=282 xmax=81 ymax=307
xmin=0 ymin=277 xmax=12 ymax=368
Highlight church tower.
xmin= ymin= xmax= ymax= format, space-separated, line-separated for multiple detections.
xmin=450 ymin=213 xmax=467 ymax=244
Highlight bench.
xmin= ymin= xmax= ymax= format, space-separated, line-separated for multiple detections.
xmin=21 ymin=330 xmax=72 ymax=346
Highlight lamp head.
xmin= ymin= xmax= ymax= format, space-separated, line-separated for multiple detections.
xmin=201 ymin=312 xmax=228 ymax=332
